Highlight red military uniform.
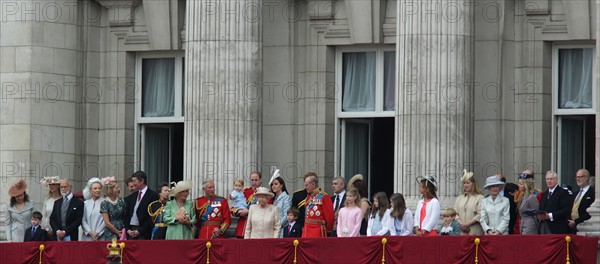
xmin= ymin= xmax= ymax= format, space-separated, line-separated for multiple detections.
xmin=195 ymin=195 xmax=231 ymax=240
xmin=233 ymin=187 xmax=258 ymax=238
xmin=302 ymin=190 xmax=335 ymax=237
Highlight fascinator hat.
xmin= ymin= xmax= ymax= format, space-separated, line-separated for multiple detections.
xmin=40 ymin=176 xmax=62 ymax=188
xmin=460 ymin=170 xmax=474 ymax=182
xmin=348 ymin=174 xmax=364 ymax=189
xmin=268 ymin=166 xmax=281 ymax=185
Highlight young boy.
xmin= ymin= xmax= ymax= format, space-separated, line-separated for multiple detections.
xmin=229 ymin=178 xmax=247 ymax=215
xmin=24 ymin=211 xmax=48 ymax=242
xmin=283 ymin=207 xmax=302 ymax=238
xmin=439 ymin=208 xmax=461 ymax=236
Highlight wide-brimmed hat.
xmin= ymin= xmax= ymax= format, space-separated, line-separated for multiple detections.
xmin=348 ymin=174 xmax=364 ymax=189
xmin=416 ymin=175 xmax=438 ymax=188
xmin=483 ymin=175 xmax=505 ymax=189
xmin=40 ymin=176 xmax=62 ymax=188
xmin=254 ymin=187 xmax=274 ymax=198
xmin=170 ymin=180 xmax=192 ymax=196
xmin=9 ymin=179 xmax=27 ymax=197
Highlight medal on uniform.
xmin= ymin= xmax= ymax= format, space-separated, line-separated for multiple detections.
xmin=315 ymin=210 xmax=321 ymax=216
xmin=310 ymin=211 xmax=315 ymax=216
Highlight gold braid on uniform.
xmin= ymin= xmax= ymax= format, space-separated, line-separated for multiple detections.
xmin=147 ymin=200 xmax=163 ymax=223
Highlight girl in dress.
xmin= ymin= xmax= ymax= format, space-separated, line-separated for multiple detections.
xmin=367 ymin=192 xmax=391 ymax=236
xmin=100 ymin=178 xmax=127 ymax=240
xmin=388 ymin=193 xmax=413 ymax=236
xmin=414 ymin=176 xmax=440 ymax=236
xmin=336 ymin=188 xmax=363 ymax=237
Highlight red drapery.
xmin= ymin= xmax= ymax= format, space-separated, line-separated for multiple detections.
xmin=1 ymin=235 xmax=597 ymax=264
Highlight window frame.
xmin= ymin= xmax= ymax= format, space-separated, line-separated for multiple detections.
xmin=552 ymin=44 xmax=596 ymax=115
xmin=551 ymin=44 xmax=596 ymax=183
xmin=335 ymin=46 xmax=396 ymax=118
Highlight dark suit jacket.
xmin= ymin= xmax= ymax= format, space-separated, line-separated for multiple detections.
xmin=124 ymin=188 xmax=159 ymax=239
xmin=330 ymin=192 xmax=346 ymax=237
xmin=573 ymin=186 xmax=595 ymax=227
xmin=539 ymin=187 xmax=571 ymax=234
xmin=504 ymin=192 xmax=517 ymax=234
xmin=283 ymin=223 xmax=302 ymax=238
xmin=23 ymin=226 xmax=48 ymax=242
xmin=49 ymin=196 xmax=84 ymax=241
xmin=291 ymin=189 xmax=308 ymax=227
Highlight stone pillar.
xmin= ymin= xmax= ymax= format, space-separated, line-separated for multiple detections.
xmin=395 ymin=0 xmax=474 ymax=208
xmin=184 ymin=0 xmax=262 ymax=196
xmin=577 ymin=0 xmax=600 ymax=238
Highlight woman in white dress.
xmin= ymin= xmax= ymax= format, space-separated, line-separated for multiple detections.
xmin=6 ymin=179 xmax=35 ymax=242
xmin=244 ymin=187 xmax=281 ymax=238
xmin=40 ymin=176 xmax=62 ymax=237
xmin=81 ymin=178 xmax=106 ymax=241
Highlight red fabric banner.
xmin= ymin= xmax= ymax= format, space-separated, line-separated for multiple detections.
xmin=0 ymin=235 xmax=597 ymax=264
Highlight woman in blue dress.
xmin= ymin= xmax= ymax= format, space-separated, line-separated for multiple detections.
xmin=100 ymin=179 xmax=127 ymax=240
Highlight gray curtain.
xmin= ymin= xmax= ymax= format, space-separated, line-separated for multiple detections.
xmin=342 ymin=52 xmax=376 ymax=111
xmin=559 ymin=118 xmax=583 ymax=188
xmin=384 ymin=51 xmax=396 ymax=111
xmin=142 ymin=58 xmax=175 ymax=116
xmin=559 ymin=48 xmax=593 ymax=109
xmin=344 ymin=122 xmax=369 ymax=180
xmin=144 ymin=126 xmax=170 ymax=189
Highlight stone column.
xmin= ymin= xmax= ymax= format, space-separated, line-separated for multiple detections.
xmin=184 ymin=0 xmax=262 ymax=196
xmin=577 ymin=0 xmax=600 ymax=238
xmin=395 ymin=0 xmax=474 ymax=208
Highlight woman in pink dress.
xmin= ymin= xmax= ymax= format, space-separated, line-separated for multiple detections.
xmin=336 ymin=188 xmax=363 ymax=237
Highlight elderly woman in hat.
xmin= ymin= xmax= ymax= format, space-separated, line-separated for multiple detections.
xmin=164 ymin=180 xmax=196 ymax=240
xmin=480 ymin=175 xmax=511 ymax=235
xmin=40 ymin=176 xmax=62 ymax=236
xmin=6 ymin=179 xmax=35 ymax=242
xmin=244 ymin=187 xmax=281 ymax=238
xmin=82 ymin=178 xmax=105 ymax=241
xmin=453 ymin=170 xmax=485 ymax=235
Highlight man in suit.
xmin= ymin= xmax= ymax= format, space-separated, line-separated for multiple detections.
xmin=330 ymin=176 xmax=346 ymax=237
xmin=24 ymin=211 xmax=48 ymax=242
xmin=50 ymin=179 xmax=84 ymax=241
xmin=125 ymin=171 xmax=159 ymax=240
xmin=568 ymin=169 xmax=596 ymax=233
xmin=538 ymin=171 xmax=571 ymax=234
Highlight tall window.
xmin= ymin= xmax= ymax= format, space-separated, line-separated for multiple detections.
xmin=335 ymin=47 xmax=396 ymax=197
xmin=552 ymin=45 xmax=595 ymax=188
xmin=135 ymin=53 xmax=185 ymax=188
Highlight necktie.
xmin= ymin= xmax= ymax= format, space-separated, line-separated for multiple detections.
xmin=63 ymin=196 xmax=69 ymax=205
xmin=547 ymin=191 xmax=552 ymax=199
xmin=137 ymin=191 xmax=142 ymax=202
xmin=575 ymin=190 xmax=584 ymax=204
xmin=288 ymin=224 xmax=292 ymax=235
xmin=334 ymin=195 xmax=339 ymax=211
xmin=32 ymin=227 xmax=36 ymax=236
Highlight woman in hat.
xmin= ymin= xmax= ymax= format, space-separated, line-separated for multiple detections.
xmin=82 ymin=178 xmax=105 ymax=241
xmin=164 ymin=180 xmax=196 ymax=240
xmin=453 ymin=170 xmax=485 ymax=235
xmin=414 ymin=176 xmax=440 ymax=236
xmin=516 ymin=173 xmax=539 ymax=234
xmin=480 ymin=175 xmax=510 ymax=235
xmin=244 ymin=187 xmax=281 ymax=238
xmin=100 ymin=177 xmax=127 ymax=241
xmin=40 ymin=176 xmax=62 ymax=236
xmin=6 ymin=179 xmax=35 ymax=242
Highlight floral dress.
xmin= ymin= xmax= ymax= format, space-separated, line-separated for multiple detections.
xmin=100 ymin=197 xmax=126 ymax=240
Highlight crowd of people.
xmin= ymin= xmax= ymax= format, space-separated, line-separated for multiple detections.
xmin=3 ymin=167 xmax=595 ymax=242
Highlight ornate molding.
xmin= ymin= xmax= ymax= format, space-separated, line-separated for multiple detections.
xmin=307 ymin=0 xmax=337 ymax=20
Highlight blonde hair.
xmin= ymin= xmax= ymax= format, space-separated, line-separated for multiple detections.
xmin=234 ymin=178 xmax=244 ymax=186
xmin=442 ymin=208 xmax=457 ymax=217
xmin=345 ymin=188 xmax=361 ymax=207
xmin=102 ymin=181 xmax=118 ymax=197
